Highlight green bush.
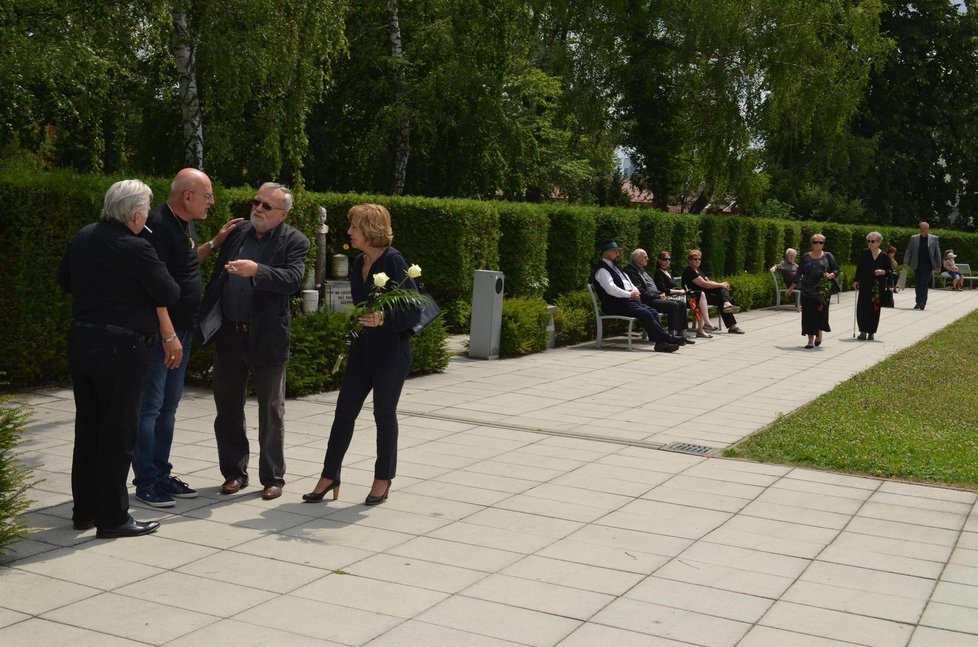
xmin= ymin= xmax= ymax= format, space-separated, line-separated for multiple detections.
xmin=497 ymin=203 xmax=549 ymax=298
xmin=545 ymin=207 xmax=597 ymax=300
xmin=410 ymin=318 xmax=454 ymax=373
xmin=554 ymin=289 xmax=599 ymax=346
xmin=286 ymin=310 xmax=350 ymax=397
xmin=499 ymin=297 xmax=550 ymax=357
xmin=444 ymin=298 xmax=472 ymax=333
xmin=0 ymin=394 xmax=36 ymax=556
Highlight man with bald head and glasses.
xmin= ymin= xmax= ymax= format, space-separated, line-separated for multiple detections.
xmin=198 ymin=182 xmax=310 ymax=501
xmin=133 ymin=168 xmax=242 ymax=509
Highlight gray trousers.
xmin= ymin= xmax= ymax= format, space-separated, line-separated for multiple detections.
xmin=212 ymin=326 xmax=287 ymax=487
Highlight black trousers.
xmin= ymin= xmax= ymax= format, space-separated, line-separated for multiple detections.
xmin=212 ymin=326 xmax=287 ymax=487
xmin=642 ymin=297 xmax=687 ymax=335
xmin=68 ymin=327 xmax=150 ymax=528
xmin=915 ymin=266 xmax=931 ymax=306
xmin=321 ymin=344 xmax=411 ymax=482
xmin=701 ymin=287 xmax=738 ymax=328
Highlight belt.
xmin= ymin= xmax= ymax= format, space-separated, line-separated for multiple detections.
xmin=226 ymin=321 xmax=249 ymax=333
xmin=74 ymin=321 xmax=154 ymax=346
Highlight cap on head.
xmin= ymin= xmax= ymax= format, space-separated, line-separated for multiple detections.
xmin=599 ymin=240 xmax=620 ymax=252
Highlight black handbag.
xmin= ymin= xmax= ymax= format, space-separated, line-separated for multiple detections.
xmin=880 ymin=287 xmax=895 ymax=308
xmin=409 ymin=289 xmax=441 ymax=336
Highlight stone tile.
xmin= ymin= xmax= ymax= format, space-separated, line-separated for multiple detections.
xmin=931 ymin=581 xmax=978 ymax=609
xmin=462 ymin=573 xmax=613 ymax=620
xmin=817 ymin=543 xmax=946 ymax=579
xmin=641 ymin=484 xmax=753 ymax=513
xmin=626 ymin=576 xmax=774 ymax=623
xmin=364 ymin=619 xmax=523 ymax=646
xmin=324 ymin=505 xmax=455 ymax=536
xmin=950 ymin=547 xmax=978 ymax=566
xmin=556 ymin=622 xmax=694 ymax=647
xmin=348 ymin=553 xmax=487 ymax=593
xmin=942 ymin=564 xmax=978 ymax=586
xmin=183 ymin=499 xmax=313 ymax=531
xmin=0 ymin=568 xmax=99 ymax=615
xmin=920 ymin=601 xmax=978 ymax=634
xmin=878 ymin=481 xmax=977 ymax=504
xmin=0 ymin=617 xmax=143 ymax=646
xmin=679 ymin=542 xmax=810 ymax=578
xmin=846 ymin=516 xmax=961 ymax=547
xmin=0 ymin=539 xmax=60 ymax=565
xmin=858 ymin=501 xmax=968 ymax=530
xmin=596 ymin=499 xmax=731 ymax=539
xmin=738 ymin=625 xmax=860 ymax=647
xmin=231 ymin=533 xmax=374 ymax=571
xmin=739 ymin=500 xmax=852 ymax=529
xmin=654 ymin=558 xmax=797 ymax=599
xmin=400 ymin=479 xmax=513 ymax=506
xmin=115 ymin=571 xmax=276 ymax=617
xmin=0 ymin=608 xmax=29 ymax=629
xmin=41 ymin=592 xmax=215 ymax=644
xmin=281 ymin=517 xmax=414 ymax=552
xmin=500 ymin=555 xmax=643 ymax=596
xmin=833 ymin=529 xmax=955 ymax=562
xmin=85 ymin=534 xmax=218 ymax=570
xmin=773 ymin=474 xmax=877 ymax=500
xmin=388 ymin=536 xmax=522 ymax=572
xmin=416 ymin=596 xmax=580 ymax=646
xmin=168 ymin=618 xmax=343 ymax=646
xmin=14 ymin=546 xmax=163 ymax=590
xmin=232 ymin=595 xmax=400 ymax=644
xmin=908 ymin=625 xmax=978 ymax=646
xmin=176 ymin=550 xmax=328 ymax=593
xmin=155 ymin=516 xmax=269 ymax=549
xmin=755 ymin=485 xmax=865 ymax=515
xmin=427 ymin=521 xmax=556 ymax=554
xmin=462 ymin=508 xmax=583 ymax=539
xmin=591 ymin=597 xmax=750 ymax=647
xmin=293 ymin=572 xmax=448 ymax=617
xmin=760 ymin=601 xmax=914 ymax=647
xmin=704 ymin=515 xmax=838 ymax=559
xmin=782 ymin=579 xmax=927 ymax=624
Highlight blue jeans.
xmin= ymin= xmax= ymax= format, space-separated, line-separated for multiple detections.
xmin=133 ymin=329 xmax=192 ymax=490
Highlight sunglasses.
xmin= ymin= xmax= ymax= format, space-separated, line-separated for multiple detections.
xmin=866 ymin=239 xmax=879 ymax=243
xmin=250 ymin=198 xmax=285 ymax=211
xmin=661 ymin=257 xmax=672 ymax=261
xmin=811 ymin=240 xmax=825 ymax=245
xmin=690 ymin=257 xmax=702 ymax=261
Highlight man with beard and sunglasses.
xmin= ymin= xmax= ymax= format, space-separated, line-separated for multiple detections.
xmin=198 ymin=182 xmax=310 ymax=501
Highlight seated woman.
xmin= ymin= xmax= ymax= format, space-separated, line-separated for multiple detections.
xmin=681 ymin=249 xmax=745 ymax=334
xmin=770 ymin=248 xmax=798 ymax=286
xmin=653 ymin=250 xmax=714 ymax=338
xmin=886 ymin=245 xmax=900 ymax=292
xmin=942 ymin=250 xmax=964 ymax=291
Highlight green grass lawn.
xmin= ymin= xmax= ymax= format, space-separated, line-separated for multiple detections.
xmin=725 ymin=310 xmax=978 ymax=490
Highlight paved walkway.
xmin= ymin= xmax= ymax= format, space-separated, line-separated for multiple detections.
xmin=2 ymin=289 xmax=977 ymax=646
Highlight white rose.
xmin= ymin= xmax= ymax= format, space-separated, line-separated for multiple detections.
xmin=373 ymin=272 xmax=390 ymax=288
xmin=407 ymin=264 xmax=422 ymax=279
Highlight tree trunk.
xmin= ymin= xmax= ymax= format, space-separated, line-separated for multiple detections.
xmin=172 ymin=7 xmax=204 ymax=170
xmin=388 ymin=0 xmax=410 ymax=195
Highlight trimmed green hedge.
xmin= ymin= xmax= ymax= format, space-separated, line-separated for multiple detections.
xmin=499 ymin=297 xmax=550 ymax=357
xmin=0 ymin=393 xmax=36 ymax=555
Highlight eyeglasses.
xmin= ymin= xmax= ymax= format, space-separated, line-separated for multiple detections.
xmin=661 ymin=257 xmax=671 ymax=261
xmin=251 ymin=198 xmax=285 ymax=211
xmin=866 ymin=239 xmax=879 ymax=243
xmin=190 ymin=191 xmax=215 ymax=200
xmin=811 ymin=240 xmax=825 ymax=245
xmin=690 ymin=257 xmax=702 ymax=261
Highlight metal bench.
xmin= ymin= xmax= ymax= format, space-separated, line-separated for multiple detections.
xmin=586 ymin=283 xmax=640 ymax=349
xmin=957 ymin=263 xmax=978 ymax=289
xmin=771 ymin=269 xmax=800 ymax=310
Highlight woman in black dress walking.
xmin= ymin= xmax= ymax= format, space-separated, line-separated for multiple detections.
xmin=787 ymin=233 xmax=840 ymax=349
xmin=853 ymin=231 xmax=893 ymax=340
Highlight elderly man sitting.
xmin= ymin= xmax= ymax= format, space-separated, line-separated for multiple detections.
xmin=592 ymin=241 xmax=688 ymax=352
xmin=624 ymin=248 xmax=692 ymax=342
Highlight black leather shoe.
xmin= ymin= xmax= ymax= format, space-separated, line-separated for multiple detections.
xmin=303 ymin=480 xmax=341 ymax=502
xmin=672 ymin=335 xmax=693 ymax=345
xmin=96 ymin=516 xmax=159 ymax=538
xmin=365 ymin=481 xmax=391 ymax=506
xmin=73 ymin=518 xmax=95 ymax=531
xmin=653 ymin=342 xmax=679 ymax=353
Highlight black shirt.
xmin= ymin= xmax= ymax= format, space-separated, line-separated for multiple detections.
xmin=221 ymin=227 xmax=273 ymax=323
xmin=141 ymin=203 xmax=202 ymax=329
xmin=917 ymin=235 xmax=932 ymax=270
xmin=57 ymin=221 xmax=180 ymax=335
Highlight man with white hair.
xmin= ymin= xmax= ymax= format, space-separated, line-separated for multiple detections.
xmin=58 ymin=179 xmax=179 ymax=537
xmin=198 ymin=182 xmax=310 ymax=501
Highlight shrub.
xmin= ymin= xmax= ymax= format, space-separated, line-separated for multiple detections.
xmin=410 ymin=318 xmax=454 ymax=374
xmin=499 ymin=297 xmax=550 ymax=357
xmin=497 ymin=203 xmax=549 ymax=298
xmin=0 ymin=393 xmax=36 ymax=556
xmin=286 ymin=310 xmax=350 ymax=397
xmin=545 ymin=207 xmax=597 ymax=300
xmin=554 ymin=289 xmax=599 ymax=346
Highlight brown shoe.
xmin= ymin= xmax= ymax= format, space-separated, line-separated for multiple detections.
xmin=262 ymin=485 xmax=283 ymax=501
xmin=220 ymin=478 xmax=247 ymax=495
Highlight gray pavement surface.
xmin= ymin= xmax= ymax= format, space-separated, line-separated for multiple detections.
xmin=2 ymin=288 xmax=977 ymax=646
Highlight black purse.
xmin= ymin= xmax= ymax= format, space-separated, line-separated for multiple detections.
xmin=409 ymin=288 xmax=441 ymax=336
xmin=880 ymin=287 xmax=895 ymax=308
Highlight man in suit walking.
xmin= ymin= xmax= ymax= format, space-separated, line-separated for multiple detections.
xmin=903 ymin=221 xmax=942 ymax=310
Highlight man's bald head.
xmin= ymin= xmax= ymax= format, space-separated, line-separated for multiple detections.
xmin=168 ymin=168 xmax=214 ymax=221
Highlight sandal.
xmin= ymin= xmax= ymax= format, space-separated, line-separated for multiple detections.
xmin=696 ymin=331 xmax=713 ymax=338
xmin=805 ymin=343 xmax=814 ymax=349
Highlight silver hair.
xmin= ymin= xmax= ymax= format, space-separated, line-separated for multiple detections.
xmin=259 ymin=182 xmax=293 ymax=212
xmin=785 ymin=247 xmax=797 ymax=259
xmin=631 ymin=248 xmax=648 ymax=262
xmin=868 ymin=231 xmax=882 ymax=243
xmin=101 ymin=179 xmax=152 ymax=226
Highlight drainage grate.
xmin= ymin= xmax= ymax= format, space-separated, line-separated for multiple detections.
xmin=662 ymin=442 xmax=718 ymax=456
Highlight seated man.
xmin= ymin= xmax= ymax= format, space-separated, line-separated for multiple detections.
xmin=592 ymin=240 xmax=686 ymax=352
xmin=624 ymin=248 xmax=692 ymax=342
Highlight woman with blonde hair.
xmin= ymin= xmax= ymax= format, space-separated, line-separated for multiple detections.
xmin=305 ymin=204 xmax=420 ymax=506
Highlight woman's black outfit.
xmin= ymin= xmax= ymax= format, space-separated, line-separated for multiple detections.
xmin=855 ymin=248 xmax=893 ymax=335
xmin=794 ymin=251 xmax=840 ymax=336
xmin=681 ymin=266 xmax=738 ymax=328
xmin=319 ymin=247 xmax=420 ymax=484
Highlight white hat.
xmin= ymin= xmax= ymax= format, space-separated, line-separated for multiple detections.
xmin=946 ymin=251 xmax=956 ymax=258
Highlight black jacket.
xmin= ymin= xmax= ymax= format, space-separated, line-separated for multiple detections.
xmin=198 ymin=220 xmax=310 ymax=365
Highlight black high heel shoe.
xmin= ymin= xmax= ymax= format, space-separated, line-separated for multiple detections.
xmin=302 ymin=480 xmax=340 ymax=502
xmin=364 ymin=481 xmax=390 ymax=506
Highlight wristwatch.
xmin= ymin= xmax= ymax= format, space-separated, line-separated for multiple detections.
xmin=207 ymin=240 xmax=218 ymax=251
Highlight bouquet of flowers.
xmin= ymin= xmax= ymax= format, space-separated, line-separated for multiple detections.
xmin=817 ymin=279 xmax=834 ymax=312
xmin=332 ymin=263 xmax=429 ymax=373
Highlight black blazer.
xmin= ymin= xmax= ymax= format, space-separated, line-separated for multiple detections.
xmin=348 ymin=246 xmax=421 ymax=369
xmin=198 ymin=220 xmax=310 ymax=365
